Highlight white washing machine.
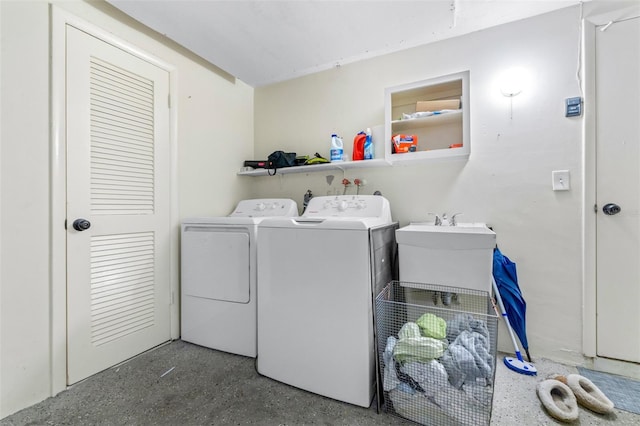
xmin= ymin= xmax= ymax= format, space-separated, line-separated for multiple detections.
xmin=256 ymin=195 xmax=397 ymax=407
xmin=181 ymin=199 xmax=298 ymax=357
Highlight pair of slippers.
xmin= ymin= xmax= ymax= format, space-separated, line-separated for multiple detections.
xmin=536 ymin=374 xmax=614 ymax=422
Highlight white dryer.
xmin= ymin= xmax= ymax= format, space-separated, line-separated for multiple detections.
xmin=256 ymin=195 xmax=397 ymax=407
xmin=181 ymin=199 xmax=298 ymax=357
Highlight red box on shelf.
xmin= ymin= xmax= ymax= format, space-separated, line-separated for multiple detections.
xmin=392 ymin=134 xmax=418 ymax=154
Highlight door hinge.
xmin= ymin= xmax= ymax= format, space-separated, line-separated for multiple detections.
xmin=64 ymin=219 xmax=67 ymax=229
xmin=168 ymin=94 xmax=171 ymax=108
xmin=594 ymin=204 xmax=598 ymax=214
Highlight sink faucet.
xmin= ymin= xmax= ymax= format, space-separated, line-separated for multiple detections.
xmin=428 ymin=212 xmax=462 ymax=226
xmin=428 ymin=213 xmax=442 ymax=226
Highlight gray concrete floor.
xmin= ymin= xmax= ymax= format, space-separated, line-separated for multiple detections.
xmin=2 ymin=340 xmax=639 ymax=425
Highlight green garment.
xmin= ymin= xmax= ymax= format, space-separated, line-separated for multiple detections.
xmin=416 ymin=313 xmax=447 ymax=340
xmin=393 ymin=336 xmax=447 ymax=363
xmin=398 ymin=322 xmax=421 ymax=340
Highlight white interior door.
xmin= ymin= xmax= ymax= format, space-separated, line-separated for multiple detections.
xmin=66 ymin=25 xmax=172 ymax=384
xmin=596 ymin=16 xmax=640 ymax=363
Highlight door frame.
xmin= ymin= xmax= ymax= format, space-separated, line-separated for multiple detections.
xmin=50 ymin=6 xmax=179 ymax=396
xmin=582 ymin=4 xmax=640 ymax=376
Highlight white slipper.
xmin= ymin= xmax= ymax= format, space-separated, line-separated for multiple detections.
xmin=566 ymin=374 xmax=615 ymax=414
xmin=537 ymin=379 xmax=579 ymax=422
xmin=547 ymin=373 xmax=568 ymax=384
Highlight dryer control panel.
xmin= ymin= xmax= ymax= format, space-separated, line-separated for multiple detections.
xmin=302 ymin=195 xmax=392 ymax=222
xmin=230 ymin=199 xmax=298 ymax=217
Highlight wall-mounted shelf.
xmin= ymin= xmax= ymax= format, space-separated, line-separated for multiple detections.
xmin=239 ymin=72 xmax=469 ymax=177
xmin=237 ymin=158 xmax=389 ymax=176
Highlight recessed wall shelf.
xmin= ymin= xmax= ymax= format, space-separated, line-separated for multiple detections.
xmin=236 ymin=158 xmax=389 ymax=176
xmin=385 ymin=71 xmax=470 ymax=164
xmin=391 ymin=109 xmax=462 ymax=132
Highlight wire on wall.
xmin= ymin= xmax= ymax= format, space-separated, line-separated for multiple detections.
xmin=576 ymin=1 xmax=584 ymax=98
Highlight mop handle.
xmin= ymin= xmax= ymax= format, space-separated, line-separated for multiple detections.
xmin=491 ymin=276 xmax=525 ymax=363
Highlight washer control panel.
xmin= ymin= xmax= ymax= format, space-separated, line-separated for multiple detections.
xmin=303 ymin=195 xmax=391 ymax=221
xmin=230 ymin=199 xmax=298 ymax=217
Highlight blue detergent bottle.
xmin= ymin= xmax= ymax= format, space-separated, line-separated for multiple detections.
xmin=364 ymin=128 xmax=374 ymax=160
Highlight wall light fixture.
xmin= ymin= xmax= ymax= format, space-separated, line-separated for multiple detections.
xmin=500 ymin=67 xmax=526 ymax=97
xmin=499 ymin=67 xmax=529 ymax=119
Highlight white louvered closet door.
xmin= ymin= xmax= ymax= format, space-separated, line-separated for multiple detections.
xmin=66 ymin=25 xmax=171 ymax=384
xmin=595 ymin=16 xmax=640 ymax=363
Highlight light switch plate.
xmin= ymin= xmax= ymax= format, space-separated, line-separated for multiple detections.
xmin=552 ymin=170 xmax=570 ymax=191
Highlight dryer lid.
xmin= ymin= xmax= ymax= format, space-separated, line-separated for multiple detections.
xmin=183 ymin=199 xmax=298 ymax=225
xmin=229 ymin=199 xmax=298 ymax=217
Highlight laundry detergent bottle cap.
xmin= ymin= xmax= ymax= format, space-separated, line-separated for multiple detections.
xmin=330 ymin=134 xmax=344 ymax=162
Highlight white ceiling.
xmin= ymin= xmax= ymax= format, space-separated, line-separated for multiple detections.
xmin=107 ymin=0 xmax=581 ymax=87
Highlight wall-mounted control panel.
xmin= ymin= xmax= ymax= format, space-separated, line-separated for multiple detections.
xmin=302 ymin=195 xmax=392 ymax=220
xmin=566 ymin=97 xmax=582 ymax=117
xmin=231 ymin=199 xmax=298 ymax=217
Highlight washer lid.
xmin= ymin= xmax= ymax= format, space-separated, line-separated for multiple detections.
xmin=260 ymin=195 xmax=394 ymax=230
xmin=302 ymin=195 xmax=392 ymax=223
xmin=259 ymin=216 xmax=392 ymax=230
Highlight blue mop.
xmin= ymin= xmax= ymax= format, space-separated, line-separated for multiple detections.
xmin=492 ymin=276 xmax=537 ymax=376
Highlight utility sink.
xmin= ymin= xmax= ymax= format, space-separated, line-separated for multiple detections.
xmin=396 ymin=223 xmax=496 ymax=292
xmin=398 ymin=223 xmax=495 ymax=250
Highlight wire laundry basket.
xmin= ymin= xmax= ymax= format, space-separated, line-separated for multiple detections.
xmin=375 ymin=281 xmax=498 ymax=426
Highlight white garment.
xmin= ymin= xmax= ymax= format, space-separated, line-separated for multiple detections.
xmin=383 ymin=336 xmax=400 ymax=391
xmin=400 ymin=360 xmax=448 ymax=397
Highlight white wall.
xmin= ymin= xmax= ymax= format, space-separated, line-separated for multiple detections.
xmin=2 ymin=0 xmax=635 ymax=419
xmin=252 ymin=6 xmax=587 ymax=364
xmin=0 ymin=1 xmax=51 ymax=417
xmin=0 ymin=0 xmax=254 ymax=418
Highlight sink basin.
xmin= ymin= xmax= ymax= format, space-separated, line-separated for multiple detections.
xmin=397 ymin=223 xmax=496 ymax=250
xmin=409 ymin=221 xmax=487 ymax=228
xmin=396 ymin=223 xmax=496 ymax=291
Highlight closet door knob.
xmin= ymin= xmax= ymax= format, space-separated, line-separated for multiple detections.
xmin=602 ymin=203 xmax=621 ymax=216
xmin=72 ymin=218 xmax=91 ymax=231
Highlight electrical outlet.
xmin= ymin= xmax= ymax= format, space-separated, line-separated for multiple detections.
xmin=552 ymin=170 xmax=570 ymax=191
